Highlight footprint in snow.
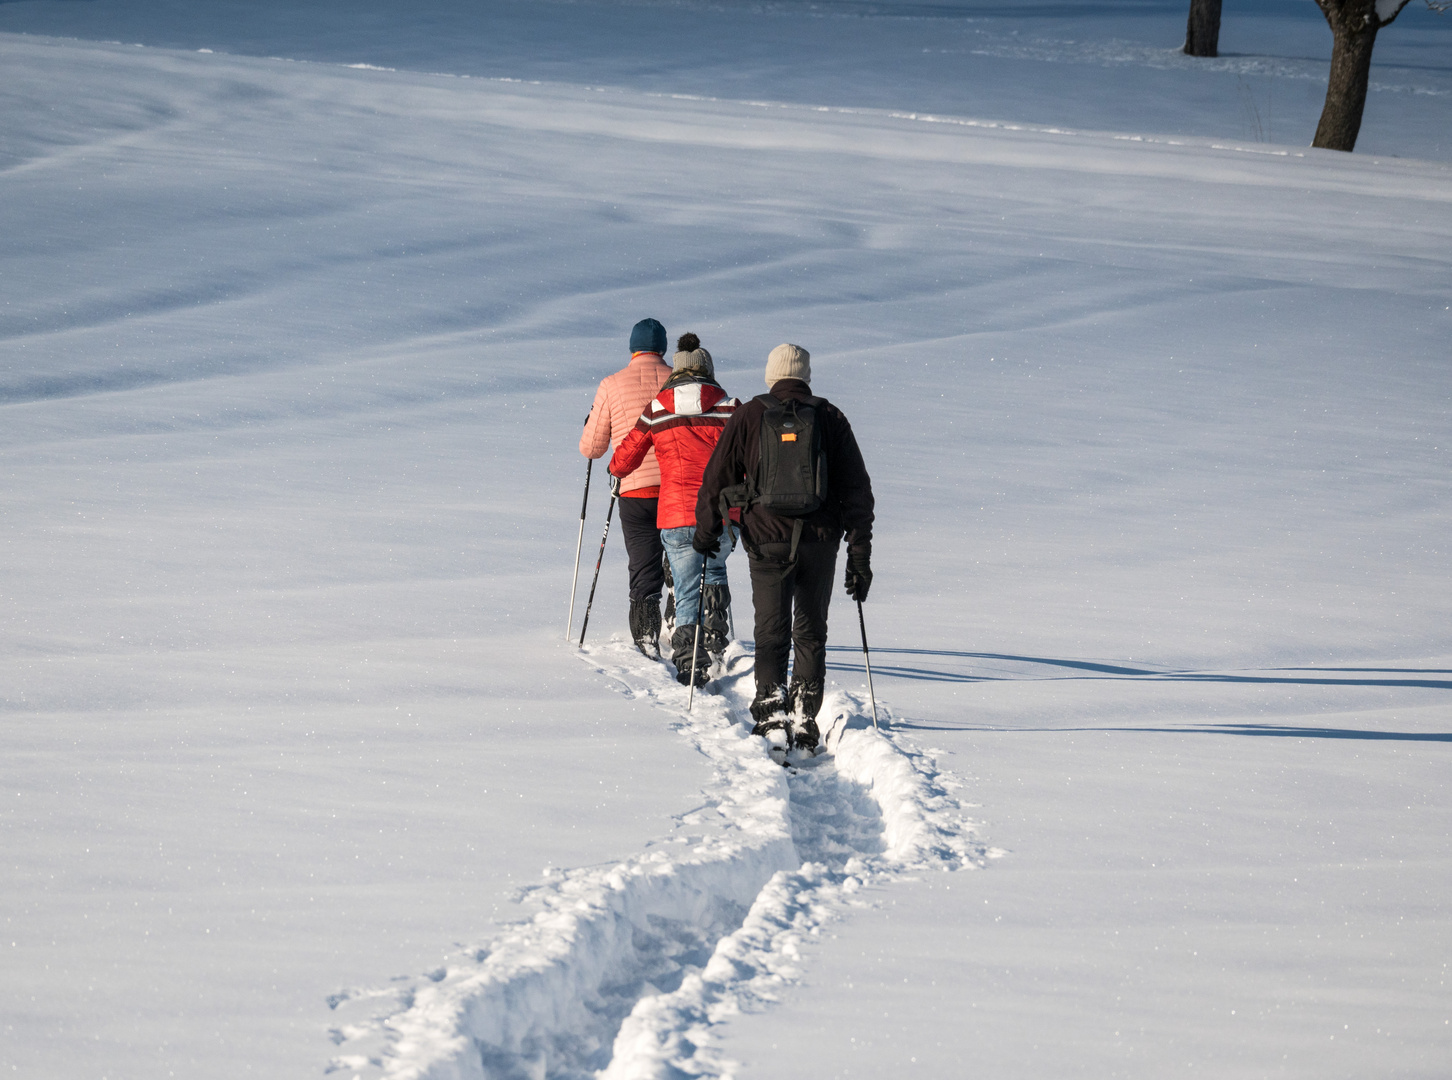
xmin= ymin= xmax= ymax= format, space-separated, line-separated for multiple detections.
xmin=326 ymin=635 xmax=991 ymax=1080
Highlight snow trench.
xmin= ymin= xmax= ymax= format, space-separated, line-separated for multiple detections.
xmin=327 ymin=639 xmax=990 ymax=1080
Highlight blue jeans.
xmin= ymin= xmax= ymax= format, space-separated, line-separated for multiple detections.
xmin=661 ymin=526 xmax=731 ymax=627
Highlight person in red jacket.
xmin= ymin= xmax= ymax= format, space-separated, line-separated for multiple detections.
xmin=610 ymin=334 xmax=739 ymax=686
xmin=581 ymin=318 xmax=673 ymax=657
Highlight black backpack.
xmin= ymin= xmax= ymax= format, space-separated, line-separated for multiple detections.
xmin=720 ymin=394 xmax=829 ymax=555
xmin=754 ymin=393 xmax=828 ymax=516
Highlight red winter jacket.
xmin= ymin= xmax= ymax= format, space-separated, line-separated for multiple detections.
xmin=609 ymin=375 xmax=740 ymax=529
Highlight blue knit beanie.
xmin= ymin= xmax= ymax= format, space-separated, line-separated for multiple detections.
xmin=629 ymin=318 xmax=667 ymax=356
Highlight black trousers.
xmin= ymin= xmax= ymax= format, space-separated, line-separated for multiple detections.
xmin=617 ymin=496 xmax=665 ymax=602
xmin=748 ymin=540 xmax=838 ymax=694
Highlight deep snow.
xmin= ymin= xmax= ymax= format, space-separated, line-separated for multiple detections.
xmin=2 ymin=2 xmax=1450 ymax=1078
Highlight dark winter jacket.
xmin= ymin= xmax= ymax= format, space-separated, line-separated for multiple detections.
xmin=609 ymin=373 xmax=740 ymax=530
xmin=694 ymin=379 xmax=874 ymax=556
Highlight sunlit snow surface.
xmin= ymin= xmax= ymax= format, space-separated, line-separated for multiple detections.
xmin=324 ymin=643 xmax=986 ymax=1079
xmin=2 ymin=2 xmax=1451 ymax=1079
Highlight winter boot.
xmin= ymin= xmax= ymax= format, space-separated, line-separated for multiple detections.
xmin=661 ymin=555 xmax=676 ymax=639
xmin=749 ymin=684 xmax=788 ymax=734
xmin=670 ymin=625 xmax=709 ymax=687
xmin=750 ymin=684 xmax=790 ymax=758
xmin=792 ymin=716 xmax=821 ymax=752
xmin=788 ymin=678 xmax=824 ymax=723
xmin=629 ymin=594 xmax=662 ymax=659
xmin=701 ymin=583 xmax=731 ymax=662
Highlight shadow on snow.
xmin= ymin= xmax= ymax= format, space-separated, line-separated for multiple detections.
xmin=815 ymin=645 xmax=1452 ymax=691
xmin=892 ymin=720 xmax=1452 ymax=743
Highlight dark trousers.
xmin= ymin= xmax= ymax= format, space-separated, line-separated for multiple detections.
xmin=748 ymin=540 xmax=838 ymax=694
xmin=617 ymin=496 xmax=665 ymax=602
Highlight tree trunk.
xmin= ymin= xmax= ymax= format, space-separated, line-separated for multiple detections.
xmin=1183 ymin=0 xmax=1223 ymax=58
xmin=1312 ymin=13 xmax=1379 ymax=151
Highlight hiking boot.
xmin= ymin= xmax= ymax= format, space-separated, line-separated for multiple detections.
xmin=629 ymin=595 xmax=662 ymax=659
xmin=754 ymin=716 xmax=790 ymax=761
xmin=750 ymin=715 xmax=786 ymax=737
xmin=701 ymin=583 xmax=731 ymax=661
xmin=670 ymin=625 xmax=710 ymax=687
xmin=750 ymin=684 xmax=788 ymax=728
xmin=788 ymin=678 xmax=824 ymax=722
xmin=792 ymin=716 xmax=821 ymax=752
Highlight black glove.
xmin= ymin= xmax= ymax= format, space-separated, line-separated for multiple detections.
xmin=692 ymin=533 xmax=721 ymax=557
xmin=844 ymin=551 xmax=872 ymax=602
xmin=608 ymin=473 xmax=622 ymax=497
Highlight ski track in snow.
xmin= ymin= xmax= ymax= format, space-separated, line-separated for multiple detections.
xmin=325 ymin=637 xmax=992 ymax=1080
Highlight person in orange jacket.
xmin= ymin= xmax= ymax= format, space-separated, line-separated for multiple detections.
xmin=580 ymin=318 xmax=673 ymax=656
xmin=610 ymin=333 xmax=739 ymax=685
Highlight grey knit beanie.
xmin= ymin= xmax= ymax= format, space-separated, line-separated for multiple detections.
xmin=765 ymin=343 xmax=810 ymax=388
xmin=672 ymin=347 xmax=714 ymax=377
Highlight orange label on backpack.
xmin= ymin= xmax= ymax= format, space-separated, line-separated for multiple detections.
xmin=781 ymin=433 xmax=798 ymax=442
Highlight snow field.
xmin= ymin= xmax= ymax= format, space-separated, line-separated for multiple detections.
xmin=2 ymin=8 xmax=1450 ymax=1079
xmin=328 ymin=640 xmax=987 ymax=1079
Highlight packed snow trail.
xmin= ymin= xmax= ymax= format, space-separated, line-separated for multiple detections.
xmin=326 ymin=638 xmax=989 ymax=1079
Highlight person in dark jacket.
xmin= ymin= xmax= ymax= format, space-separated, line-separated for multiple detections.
xmin=692 ymin=343 xmax=874 ymax=751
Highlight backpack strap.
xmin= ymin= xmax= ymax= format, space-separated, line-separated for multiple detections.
xmin=757 ymin=391 xmax=826 ymax=410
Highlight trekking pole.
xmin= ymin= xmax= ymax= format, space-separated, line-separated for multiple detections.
xmin=857 ymin=600 xmax=879 ymax=730
xmin=566 ymin=458 xmax=593 ymax=640
xmin=722 ymin=521 xmax=737 ymax=642
xmin=577 ymin=492 xmax=617 ymax=647
xmin=686 ymin=557 xmax=710 ymax=711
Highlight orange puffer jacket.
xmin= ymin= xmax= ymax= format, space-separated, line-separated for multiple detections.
xmin=609 ymin=375 xmax=740 ymax=529
xmin=580 ymin=352 xmax=673 ymax=495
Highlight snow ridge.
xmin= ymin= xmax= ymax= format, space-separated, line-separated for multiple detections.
xmin=327 ymin=639 xmax=987 ymax=1080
